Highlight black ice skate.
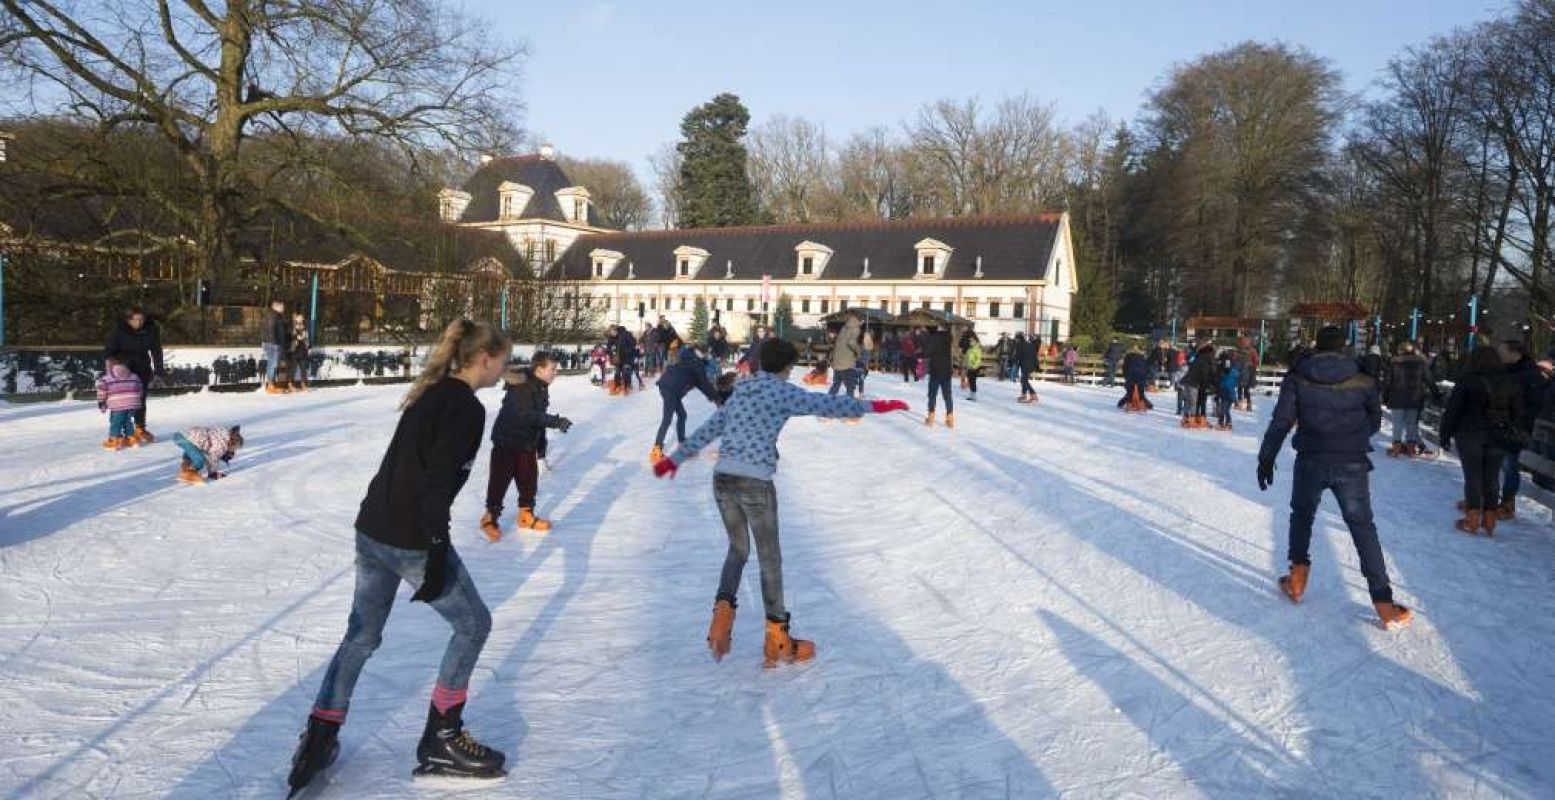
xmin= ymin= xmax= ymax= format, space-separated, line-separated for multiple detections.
xmin=286 ymin=716 xmax=340 ymax=798
xmin=413 ymin=702 xmax=506 ymax=779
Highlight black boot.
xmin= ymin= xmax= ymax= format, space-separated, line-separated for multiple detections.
xmin=287 ymin=716 xmax=340 ymax=797
xmin=414 ymin=702 xmax=505 ymax=779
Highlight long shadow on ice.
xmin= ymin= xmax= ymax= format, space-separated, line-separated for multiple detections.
xmin=156 ymin=434 xmax=627 ymax=799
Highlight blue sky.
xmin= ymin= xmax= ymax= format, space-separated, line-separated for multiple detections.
xmin=474 ymin=0 xmax=1506 ymax=180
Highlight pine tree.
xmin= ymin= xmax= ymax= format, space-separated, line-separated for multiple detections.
xmin=675 ymin=93 xmax=761 ymax=228
xmin=690 ymin=296 xmax=709 ymax=343
xmin=773 ymin=293 xmax=794 ymax=339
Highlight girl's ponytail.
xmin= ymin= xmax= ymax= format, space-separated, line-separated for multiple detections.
xmin=400 ymin=319 xmax=510 ymax=410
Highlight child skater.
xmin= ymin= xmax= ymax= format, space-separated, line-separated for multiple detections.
xmin=651 ymin=339 xmax=909 ymax=668
xmin=651 ymin=345 xmax=722 ymax=463
xmin=1215 ymin=349 xmax=1239 ymax=431
xmin=481 ymin=352 xmax=572 ymax=540
xmin=288 ymin=319 xmax=511 ymax=796
xmin=171 ymin=424 xmax=244 ymax=483
xmin=96 ymin=356 xmax=145 ymax=450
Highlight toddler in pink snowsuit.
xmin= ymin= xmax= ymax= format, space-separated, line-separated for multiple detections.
xmin=96 ymin=358 xmax=145 ymax=449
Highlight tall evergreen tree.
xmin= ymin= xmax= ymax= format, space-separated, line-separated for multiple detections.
xmin=689 ymin=297 xmax=710 ymax=343
xmin=675 ymin=93 xmax=761 ymax=228
xmin=773 ymin=293 xmax=794 ymax=338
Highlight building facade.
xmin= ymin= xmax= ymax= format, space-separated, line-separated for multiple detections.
xmin=441 ymin=149 xmax=1078 ymax=343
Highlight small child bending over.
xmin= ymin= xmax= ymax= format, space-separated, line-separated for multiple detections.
xmin=173 ymin=425 xmax=244 ymax=484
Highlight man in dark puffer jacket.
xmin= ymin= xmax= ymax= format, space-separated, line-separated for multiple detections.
xmin=1258 ymin=326 xmax=1413 ymax=630
xmin=1492 ymin=340 xmax=1549 ymax=519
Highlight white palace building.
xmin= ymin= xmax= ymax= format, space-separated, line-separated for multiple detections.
xmin=439 ymin=147 xmax=1077 ymax=342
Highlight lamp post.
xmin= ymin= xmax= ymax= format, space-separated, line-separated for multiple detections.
xmin=308 ymin=272 xmax=319 ymax=345
xmin=1468 ymin=296 xmax=1479 ymax=350
xmin=1409 ymin=307 xmax=1420 ymax=342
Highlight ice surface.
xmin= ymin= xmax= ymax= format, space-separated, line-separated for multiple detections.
xmin=2 ymin=374 xmax=1553 ymax=798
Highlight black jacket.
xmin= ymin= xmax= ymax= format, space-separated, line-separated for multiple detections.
xmin=658 ymin=352 xmax=720 ymax=403
xmin=356 ymin=378 xmax=485 ymax=550
xmin=262 ymin=310 xmax=289 ymax=346
xmin=922 ymin=330 xmax=954 ymax=378
xmin=104 ymin=318 xmax=165 ymax=379
xmin=491 ymin=368 xmax=561 ymax=453
xmin=1187 ymin=348 xmax=1219 ymax=390
xmin=1259 ymin=352 xmax=1382 ymax=465
xmin=1122 ymin=352 xmax=1149 ymax=383
xmin=1440 ymin=368 xmax=1526 ymax=444
xmin=1384 ymin=353 xmax=1431 ymax=410
xmin=1502 ymin=357 xmax=1548 ymax=432
xmin=1015 ymin=339 xmax=1039 ymax=371
xmin=709 ymin=335 xmax=731 ymax=360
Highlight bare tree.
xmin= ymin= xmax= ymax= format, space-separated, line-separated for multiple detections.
xmin=558 ymin=156 xmax=651 ymax=230
xmin=747 ymin=114 xmax=831 ymax=223
xmin=904 ymin=93 xmax=1067 ymax=217
xmin=647 ymin=142 xmax=682 ymax=228
xmin=0 ymin=0 xmax=525 ymax=306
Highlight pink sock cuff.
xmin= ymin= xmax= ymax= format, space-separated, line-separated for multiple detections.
xmin=431 ymin=683 xmax=468 ymax=713
xmin=310 ymin=707 xmax=347 ymax=724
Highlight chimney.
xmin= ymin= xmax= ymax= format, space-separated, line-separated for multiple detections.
xmin=974 ymin=255 xmax=984 ymax=278
xmin=861 ymin=257 xmax=871 ymax=279
xmin=539 ymin=144 xmax=555 ymax=160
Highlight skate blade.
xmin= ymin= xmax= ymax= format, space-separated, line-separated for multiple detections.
xmin=412 ymin=764 xmax=508 ymax=785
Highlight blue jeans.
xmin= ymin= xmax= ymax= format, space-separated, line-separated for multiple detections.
xmin=313 ymin=532 xmax=491 ymax=719
xmin=828 ymin=367 xmax=860 ymax=397
xmin=657 ymin=390 xmax=688 ymax=447
xmin=263 ymin=343 xmax=283 ymax=382
xmin=1287 ymin=458 xmax=1394 ymax=603
xmin=713 ymin=473 xmax=785 ymax=619
xmin=1390 ymin=408 xmax=1421 ymax=444
xmin=927 ymin=373 xmax=953 ymax=413
xmin=172 ymin=432 xmax=208 ymax=472
xmin=109 ymin=410 xmax=136 ymax=438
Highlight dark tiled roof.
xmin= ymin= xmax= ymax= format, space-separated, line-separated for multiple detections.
xmin=458 ymin=155 xmax=599 ymax=225
xmin=550 ymin=214 xmax=1062 ymax=282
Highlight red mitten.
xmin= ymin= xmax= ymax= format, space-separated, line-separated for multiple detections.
xmin=652 ymin=458 xmax=678 ymax=479
xmin=870 ymin=399 xmax=909 ymax=414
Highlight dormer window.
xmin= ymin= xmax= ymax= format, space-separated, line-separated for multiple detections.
xmin=555 ymin=186 xmax=592 ymax=223
xmin=544 ymin=239 xmax=556 ymax=264
xmin=914 ymin=238 xmax=953 ymax=280
xmin=589 ymin=248 xmax=624 ymax=280
xmin=498 ymin=181 xmax=534 ymax=220
xmin=793 ymin=241 xmax=833 ymax=280
xmin=672 ymin=245 xmax=710 ymax=280
xmin=438 ymin=189 xmax=472 ymax=223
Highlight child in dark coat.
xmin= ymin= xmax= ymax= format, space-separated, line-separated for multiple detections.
xmin=482 ymin=353 xmax=572 ymax=540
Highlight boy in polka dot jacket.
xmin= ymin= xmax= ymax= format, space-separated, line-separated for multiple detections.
xmin=652 ymin=338 xmax=908 ymax=668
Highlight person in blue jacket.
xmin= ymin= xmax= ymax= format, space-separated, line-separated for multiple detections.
xmin=651 ymin=345 xmax=722 ymax=463
xmin=1257 ymin=326 xmax=1413 ymax=631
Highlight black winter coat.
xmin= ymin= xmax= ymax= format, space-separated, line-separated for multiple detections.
xmin=658 ymin=352 xmax=720 ymax=403
xmin=922 ymin=330 xmax=954 ymax=378
xmin=1122 ymin=352 xmax=1149 ymax=383
xmin=1187 ymin=349 xmax=1219 ymax=390
xmin=1384 ymin=354 xmax=1431 ymax=410
xmin=1015 ymin=339 xmax=1039 ymax=371
xmin=1259 ymin=352 xmax=1382 ymax=465
xmin=356 ymin=378 xmax=484 ymax=550
xmin=1440 ymin=368 xmax=1526 ymax=444
xmin=491 ymin=369 xmax=561 ymax=453
xmin=104 ymin=318 xmax=165 ymax=379
xmin=1502 ymin=358 xmax=1548 ymax=432
xmin=1104 ymin=342 xmax=1125 ymax=364
xmin=262 ymin=310 xmax=289 ymax=346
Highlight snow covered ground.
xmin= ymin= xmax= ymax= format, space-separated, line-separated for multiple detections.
xmin=2 ymin=371 xmax=1553 ymax=799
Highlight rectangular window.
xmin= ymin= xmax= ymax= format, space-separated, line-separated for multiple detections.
xmin=650 ymin=297 xmax=657 ymax=310
xmin=943 ymin=301 xmax=954 ymax=314
xmin=501 ymin=196 xmax=513 ymax=218
xmin=820 ymin=299 xmax=830 ymax=314
xmin=525 ymin=240 xmax=536 ymax=262
xmin=679 ymin=259 xmax=689 ymax=277
xmin=1013 ymin=302 xmax=1026 ymax=319
xmin=574 ymin=198 xmax=584 ymax=220
xmin=594 ymin=261 xmax=603 ymax=278
xmin=964 ymin=300 xmax=977 ymax=317
xmin=990 ymin=301 xmax=1001 ymax=318
xmin=679 ymin=296 xmax=687 ymax=310
xmin=922 ymin=255 xmax=935 ymax=275
xmin=839 ymin=298 xmax=849 ymax=310
xmin=899 ymin=300 xmax=910 ymax=315
xmin=880 ymin=299 xmax=889 ymax=311
xmin=545 ymin=240 xmax=556 ymax=263
xmin=921 ymin=300 xmax=930 ymax=310
xmin=802 ymin=257 xmax=813 ymax=275
xmin=748 ymin=298 xmax=756 ymax=311
xmin=801 ymin=299 xmax=811 ymax=313
xmin=726 ymin=298 xmax=734 ymax=311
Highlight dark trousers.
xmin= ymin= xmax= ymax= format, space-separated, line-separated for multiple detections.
xmin=131 ymin=367 xmax=152 ymax=428
xmin=966 ymin=368 xmax=980 ymax=394
xmin=1119 ymin=378 xmax=1152 ymax=408
xmin=927 ymin=373 xmax=953 ymax=414
xmin=1019 ymin=366 xmax=1035 ymax=396
xmin=901 ymin=357 xmax=917 ymax=382
xmin=486 ymin=445 xmax=539 ymax=516
xmin=828 ymin=367 xmax=860 ymax=397
xmin=656 ymin=391 xmax=688 ymax=447
xmin=1502 ymin=449 xmax=1523 ymax=502
xmin=1456 ymin=434 xmax=1504 ymax=510
xmin=1103 ymin=361 xmax=1117 ymax=387
xmin=712 ymin=473 xmax=785 ymax=619
xmin=1288 ymin=458 xmax=1393 ymax=603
